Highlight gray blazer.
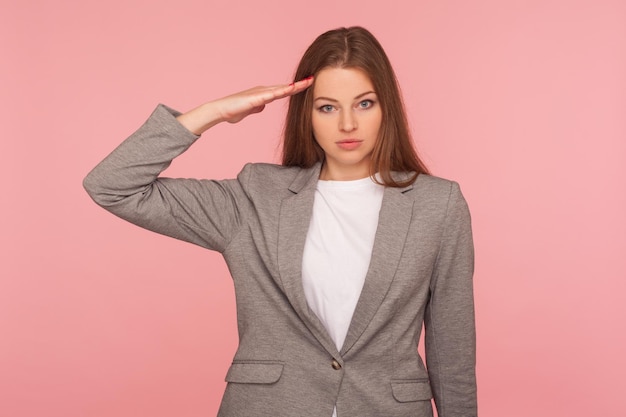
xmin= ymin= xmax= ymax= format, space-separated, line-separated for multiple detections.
xmin=84 ymin=105 xmax=477 ymax=417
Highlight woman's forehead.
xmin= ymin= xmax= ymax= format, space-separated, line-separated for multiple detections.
xmin=313 ymin=67 xmax=376 ymax=99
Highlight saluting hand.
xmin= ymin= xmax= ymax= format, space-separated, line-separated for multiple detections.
xmin=177 ymin=76 xmax=314 ymax=135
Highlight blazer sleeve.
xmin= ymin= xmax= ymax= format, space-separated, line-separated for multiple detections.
xmin=83 ymin=104 xmax=249 ymax=253
xmin=424 ymin=181 xmax=477 ymax=417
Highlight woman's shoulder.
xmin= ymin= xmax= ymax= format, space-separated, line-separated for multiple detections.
xmin=242 ymin=162 xmax=304 ymax=176
xmin=413 ymin=173 xmax=459 ymax=191
xmin=237 ymin=162 xmax=320 ymax=194
xmin=411 ymin=173 xmax=467 ymax=206
xmin=240 ymin=162 xmax=308 ymax=181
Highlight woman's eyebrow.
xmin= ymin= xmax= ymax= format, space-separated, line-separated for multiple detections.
xmin=313 ymin=91 xmax=377 ymax=102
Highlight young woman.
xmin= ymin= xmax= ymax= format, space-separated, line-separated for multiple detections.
xmin=84 ymin=26 xmax=477 ymax=417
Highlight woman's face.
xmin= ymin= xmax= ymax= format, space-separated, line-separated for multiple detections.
xmin=311 ymin=66 xmax=382 ymax=180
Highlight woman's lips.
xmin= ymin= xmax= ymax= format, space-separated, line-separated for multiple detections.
xmin=336 ymin=139 xmax=363 ymax=150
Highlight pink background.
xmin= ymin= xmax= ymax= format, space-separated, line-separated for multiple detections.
xmin=2 ymin=0 xmax=625 ymax=416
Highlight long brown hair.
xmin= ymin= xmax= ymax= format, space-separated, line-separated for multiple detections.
xmin=282 ymin=26 xmax=429 ymax=187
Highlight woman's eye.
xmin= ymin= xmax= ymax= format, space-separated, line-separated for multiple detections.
xmin=319 ymin=105 xmax=335 ymax=113
xmin=358 ymin=100 xmax=374 ymax=109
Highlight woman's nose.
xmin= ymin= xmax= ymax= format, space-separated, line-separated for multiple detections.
xmin=339 ymin=111 xmax=357 ymax=132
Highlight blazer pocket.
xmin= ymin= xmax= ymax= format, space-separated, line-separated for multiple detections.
xmin=225 ymin=361 xmax=284 ymax=384
xmin=391 ymin=380 xmax=433 ymax=402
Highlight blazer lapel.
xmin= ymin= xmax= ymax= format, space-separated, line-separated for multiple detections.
xmin=340 ymin=176 xmax=415 ymax=356
xmin=277 ymin=163 xmax=340 ymax=357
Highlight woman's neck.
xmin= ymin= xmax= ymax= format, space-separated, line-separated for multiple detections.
xmin=319 ymin=162 xmax=371 ymax=181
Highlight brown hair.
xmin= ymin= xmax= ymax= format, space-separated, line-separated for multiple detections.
xmin=282 ymin=26 xmax=430 ymax=187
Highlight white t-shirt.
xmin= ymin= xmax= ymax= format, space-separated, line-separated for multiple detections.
xmin=302 ymin=176 xmax=385 ymax=417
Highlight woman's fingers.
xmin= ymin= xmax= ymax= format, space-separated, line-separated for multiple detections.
xmin=221 ymin=76 xmax=314 ymax=123
xmin=176 ymin=77 xmax=314 ymax=134
xmin=254 ymin=76 xmax=314 ymax=106
xmin=286 ymin=75 xmax=315 ymax=96
xmin=249 ymin=104 xmax=266 ymax=115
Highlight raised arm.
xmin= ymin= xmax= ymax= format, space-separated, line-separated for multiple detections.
xmin=83 ymin=78 xmax=314 ymax=252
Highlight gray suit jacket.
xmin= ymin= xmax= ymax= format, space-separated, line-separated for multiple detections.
xmin=84 ymin=105 xmax=477 ymax=417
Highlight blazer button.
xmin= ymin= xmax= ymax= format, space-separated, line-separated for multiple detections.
xmin=331 ymin=359 xmax=342 ymax=370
